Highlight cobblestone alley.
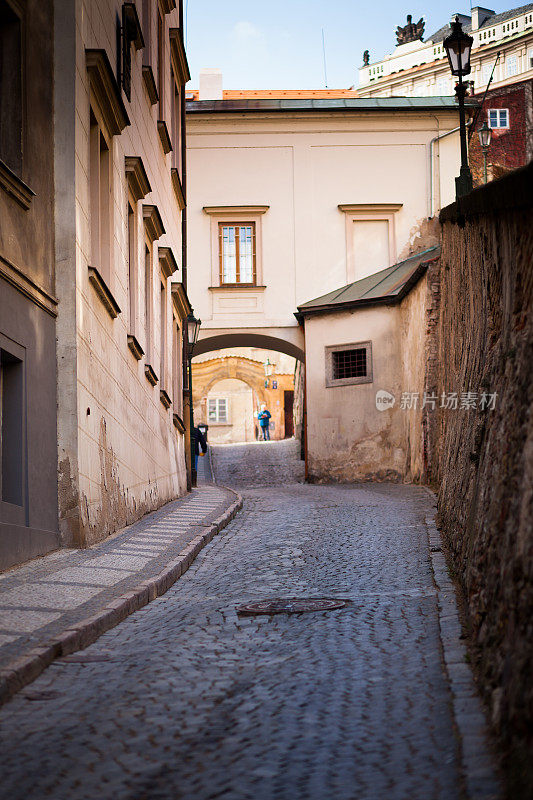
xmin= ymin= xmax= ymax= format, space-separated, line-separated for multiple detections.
xmin=0 ymin=440 xmax=497 ymax=800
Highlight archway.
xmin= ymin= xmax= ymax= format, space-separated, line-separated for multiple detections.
xmin=193 ymin=332 xmax=305 ymax=363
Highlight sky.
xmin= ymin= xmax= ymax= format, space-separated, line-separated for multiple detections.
xmin=185 ymin=0 xmax=524 ymax=89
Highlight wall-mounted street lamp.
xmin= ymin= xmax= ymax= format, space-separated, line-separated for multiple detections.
xmin=186 ymin=310 xmax=201 ymax=486
xmin=477 ymin=120 xmax=492 ymax=184
xmin=263 ymin=357 xmax=274 ymax=377
xmin=444 ymin=16 xmax=474 ymax=198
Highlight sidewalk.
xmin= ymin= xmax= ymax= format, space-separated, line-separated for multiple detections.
xmin=0 ymin=452 xmax=241 ymax=704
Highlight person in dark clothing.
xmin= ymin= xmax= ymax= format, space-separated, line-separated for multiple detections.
xmin=192 ymin=425 xmax=208 ymax=471
xmin=258 ymin=404 xmax=271 ymax=441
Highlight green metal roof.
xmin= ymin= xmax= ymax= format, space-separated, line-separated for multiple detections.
xmin=297 ymin=246 xmax=440 ymax=316
xmin=186 ymin=98 xmax=476 ymax=113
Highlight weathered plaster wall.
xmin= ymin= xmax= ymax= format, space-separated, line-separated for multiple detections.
xmin=305 ymin=305 xmax=407 ymax=482
xmin=436 ymin=164 xmax=533 ymax=797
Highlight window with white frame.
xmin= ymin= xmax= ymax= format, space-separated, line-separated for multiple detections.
xmin=218 ymin=223 xmax=256 ymax=285
xmin=481 ymin=63 xmax=492 ymax=84
xmin=506 ymin=55 xmax=518 ymax=76
xmin=488 ymin=108 xmax=509 ymax=128
xmin=208 ymin=398 xmax=228 ymax=423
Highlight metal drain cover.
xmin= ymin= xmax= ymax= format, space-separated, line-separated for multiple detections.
xmin=236 ymin=597 xmax=346 ymax=616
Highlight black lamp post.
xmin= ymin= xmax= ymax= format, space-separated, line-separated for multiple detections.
xmin=477 ymin=120 xmax=492 ymax=184
xmin=186 ymin=310 xmax=201 ymax=486
xmin=444 ymin=16 xmax=474 ymax=198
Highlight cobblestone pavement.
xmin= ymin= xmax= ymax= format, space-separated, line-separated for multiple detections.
xmin=0 ymin=441 xmax=468 ymax=799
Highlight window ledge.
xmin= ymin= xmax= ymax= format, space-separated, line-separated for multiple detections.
xmin=142 ymin=65 xmax=159 ymax=105
xmin=160 ymin=389 xmax=172 ymax=409
xmin=145 ymin=363 xmax=159 ymax=386
xmin=127 ymin=334 xmax=144 ymax=360
xmin=208 ymin=285 xmax=266 ymax=291
xmin=0 ymin=160 xmax=35 ymax=210
xmin=157 ymin=120 xmax=172 ymax=154
xmin=173 ymin=412 xmax=186 ymax=433
xmin=88 ymin=266 xmax=121 ymax=318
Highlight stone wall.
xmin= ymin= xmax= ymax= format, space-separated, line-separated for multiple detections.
xmin=436 ymin=163 xmax=533 ymax=797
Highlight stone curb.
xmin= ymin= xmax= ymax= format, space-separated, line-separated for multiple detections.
xmin=0 ymin=490 xmax=243 ymax=707
xmin=424 ymin=491 xmax=502 ymax=800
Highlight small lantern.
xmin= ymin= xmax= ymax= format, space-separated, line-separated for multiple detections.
xmin=263 ymin=358 xmax=274 ymax=377
xmin=186 ymin=311 xmax=201 ymax=348
xmin=478 ymin=120 xmax=492 ymax=149
xmin=444 ymin=17 xmax=473 ymax=76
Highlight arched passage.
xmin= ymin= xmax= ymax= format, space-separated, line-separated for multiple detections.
xmin=193 ymin=332 xmax=305 ymax=363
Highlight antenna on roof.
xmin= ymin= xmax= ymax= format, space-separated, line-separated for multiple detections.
xmin=322 ymin=28 xmax=329 ymax=88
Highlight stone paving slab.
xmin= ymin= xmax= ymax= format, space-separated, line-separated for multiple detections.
xmin=0 ymin=472 xmax=242 ymax=705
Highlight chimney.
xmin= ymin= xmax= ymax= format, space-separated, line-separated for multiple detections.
xmin=471 ymin=7 xmax=495 ymax=31
xmin=199 ymin=69 xmax=223 ymax=101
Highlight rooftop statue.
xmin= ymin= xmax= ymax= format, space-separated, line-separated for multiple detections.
xmin=396 ymin=14 xmax=425 ymax=45
xmin=363 ymin=50 xmax=370 ymax=66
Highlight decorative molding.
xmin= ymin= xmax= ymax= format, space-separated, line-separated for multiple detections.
xmin=0 ymin=160 xmax=35 ymax=209
xmin=125 ymin=156 xmax=151 ymax=201
xmin=172 ymin=412 xmax=186 ymax=433
xmin=171 ymin=282 xmax=192 ymax=320
xmin=169 ymin=28 xmax=191 ymax=84
xmin=142 ymin=65 xmax=159 ymax=105
xmin=127 ymin=333 xmax=144 ymax=360
xmin=88 ymin=267 xmax=121 ymax=318
xmin=0 ymin=255 xmax=57 ymax=317
xmin=143 ymin=204 xmax=165 ymax=241
xmin=203 ymin=205 xmax=269 ymax=216
xmin=171 ymin=167 xmax=186 ymax=210
xmin=158 ymin=246 xmax=178 ymax=279
xmin=159 ymin=0 xmax=176 ymax=14
xmin=157 ymin=120 xmax=173 ymax=154
xmin=160 ymin=389 xmax=172 ymax=409
xmin=144 ymin=363 xmax=159 ymax=385
xmin=86 ymin=49 xmax=130 ymax=136
xmin=338 ymin=203 xmax=403 ymax=213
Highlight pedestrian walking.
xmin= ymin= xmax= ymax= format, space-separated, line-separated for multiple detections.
xmin=258 ymin=404 xmax=272 ymax=441
xmin=192 ymin=424 xmax=208 ymax=471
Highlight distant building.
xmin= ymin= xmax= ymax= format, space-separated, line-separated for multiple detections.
xmin=358 ymin=5 xmax=533 ymax=99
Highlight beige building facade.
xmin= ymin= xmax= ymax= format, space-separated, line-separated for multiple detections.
xmin=55 ymin=0 xmax=190 ymax=548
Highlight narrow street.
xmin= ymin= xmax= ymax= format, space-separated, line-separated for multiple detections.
xmin=0 ymin=441 xmax=476 ymax=799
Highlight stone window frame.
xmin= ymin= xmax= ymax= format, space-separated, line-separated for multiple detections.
xmin=125 ymin=156 xmax=151 ymax=359
xmin=325 ymin=341 xmax=373 ymax=389
xmin=203 ymin=206 xmax=269 ymax=290
xmin=0 ymin=332 xmax=26 ymax=527
xmin=338 ymin=204 xmax=402 ymax=284
xmin=142 ymin=204 xmax=165 ymax=385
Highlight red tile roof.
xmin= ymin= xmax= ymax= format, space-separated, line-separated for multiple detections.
xmin=186 ymin=88 xmax=359 ymax=100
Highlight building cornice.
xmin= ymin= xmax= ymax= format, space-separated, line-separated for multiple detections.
xmin=203 ymin=205 xmax=270 ymax=215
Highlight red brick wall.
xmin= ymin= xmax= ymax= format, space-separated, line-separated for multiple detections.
xmin=469 ymin=79 xmax=531 ymax=184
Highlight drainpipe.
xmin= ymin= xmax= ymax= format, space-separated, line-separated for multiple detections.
xmin=428 ymin=120 xmax=472 ymax=218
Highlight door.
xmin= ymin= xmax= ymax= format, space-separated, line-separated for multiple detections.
xmin=284 ymin=390 xmax=294 ymax=438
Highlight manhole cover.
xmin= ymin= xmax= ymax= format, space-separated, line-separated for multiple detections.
xmin=236 ymin=597 xmax=346 ymax=616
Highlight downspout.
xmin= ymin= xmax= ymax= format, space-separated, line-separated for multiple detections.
xmin=428 ymin=120 xmax=472 ymax=217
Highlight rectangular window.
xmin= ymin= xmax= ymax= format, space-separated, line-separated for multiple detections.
xmin=157 ymin=8 xmax=164 ymax=117
xmin=160 ymin=278 xmax=166 ymax=386
xmin=171 ymin=314 xmax=182 ymax=414
xmin=144 ymin=242 xmax=152 ymax=357
xmin=0 ymin=347 xmax=24 ymax=506
xmin=506 ymin=55 xmax=518 ymax=76
xmin=170 ymin=74 xmax=181 ymax=172
xmin=529 ymin=49 xmax=533 ymax=69
xmin=218 ymin=223 xmax=256 ymax=285
xmin=325 ymin=342 xmax=373 ymax=388
xmin=127 ymin=201 xmax=136 ymax=331
xmin=208 ymin=398 xmax=228 ymax=423
xmin=333 ymin=349 xmax=367 ymax=380
xmin=0 ymin=0 xmax=22 ymax=174
xmin=481 ymin=63 xmax=492 ymax=84
xmin=488 ymin=108 xmax=509 ymax=128
xmin=142 ymin=0 xmax=151 ymax=61
xmin=89 ymin=110 xmax=112 ymax=283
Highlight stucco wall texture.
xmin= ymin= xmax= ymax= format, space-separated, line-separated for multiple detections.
xmin=436 ymin=164 xmax=533 ymax=797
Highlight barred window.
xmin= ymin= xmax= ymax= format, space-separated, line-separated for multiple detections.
xmin=325 ymin=342 xmax=373 ymax=388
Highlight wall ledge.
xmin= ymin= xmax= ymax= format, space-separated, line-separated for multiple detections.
xmin=440 ymin=161 xmax=533 ymax=224
xmin=88 ymin=266 xmax=121 ymax=318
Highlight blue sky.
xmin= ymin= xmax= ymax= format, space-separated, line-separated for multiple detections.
xmin=185 ymin=1 xmax=523 ymax=89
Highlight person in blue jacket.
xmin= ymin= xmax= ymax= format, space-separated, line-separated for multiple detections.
xmin=258 ymin=404 xmax=271 ymax=441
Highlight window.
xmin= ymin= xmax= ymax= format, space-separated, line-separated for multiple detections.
xmin=488 ymin=108 xmax=509 ymax=128
xmin=529 ymin=49 xmax=533 ymax=69
xmin=160 ymin=277 xmax=167 ymax=387
xmin=157 ymin=7 xmax=164 ymax=117
xmin=481 ymin=63 xmax=492 ymax=84
xmin=437 ymin=77 xmax=450 ymax=95
xmin=506 ymin=55 xmax=518 ymax=76
xmin=0 ymin=0 xmax=22 ymax=175
xmin=127 ymin=201 xmax=137 ymax=332
xmin=170 ymin=69 xmax=182 ymax=173
xmin=171 ymin=313 xmax=182 ymax=415
xmin=208 ymin=398 xmax=228 ymax=423
xmin=0 ymin=346 xmax=24 ymax=507
xmin=144 ymin=243 xmax=153 ymax=360
xmin=219 ymin=223 xmax=256 ymax=285
xmin=89 ymin=110 xmax=112 ymax=284
xmin=325 ymin=342 xmax=373 ymax=388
